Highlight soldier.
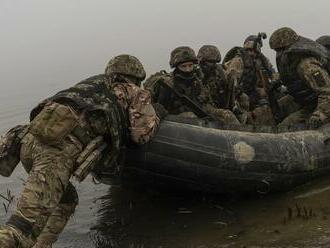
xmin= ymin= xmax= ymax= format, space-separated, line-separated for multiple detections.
xmin=269 ymin=27 xmax=330 ymax=128
xmin=223 ymin=33 xmax=276 ymax=125
xmin=197 ymin=45 xmax=228 ymax=109
xmin=316 ymin=35 xmax=330 ymax=73
xmin=0 ymin=55 xmax=161 ymax=248
xmin=144 ymin=46 xmax=239 ymax=124
xmin=316 ymin=35 xmax=330 ymax=51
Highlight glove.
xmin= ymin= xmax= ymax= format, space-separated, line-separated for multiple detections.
xmin=152 ymin=103 xmax=168 ymax=120
xmin=308 ymin=111 xmax=328 ymax=129
xmin=267 ymin=79 xmax=282 ymax=93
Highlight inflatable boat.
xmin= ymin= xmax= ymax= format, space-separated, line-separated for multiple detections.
xmin=95 ymin=116 xmax=330 ymax=194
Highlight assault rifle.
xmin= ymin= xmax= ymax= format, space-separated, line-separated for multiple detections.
xmin=157 ymin=78 xmax=222 ymax=122
xmin=255 ymin=65 xmax=283 ymax=124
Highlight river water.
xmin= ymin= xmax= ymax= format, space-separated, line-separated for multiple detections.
xmin=1 ymin=84 xmax=330 ymax=248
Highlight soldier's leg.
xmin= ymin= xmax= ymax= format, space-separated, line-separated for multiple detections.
xmin=0 ymin=133 xmax=82 ymax=248
xmin=205 ymin=105 xmax=240 ymax=125
xmin=177 ymin=112 xmax=198 ymax=118
xmin=236 ymin=93 xmax=250 ymax=112
xmin=277 ymin=95 xmax=301 ymax=122
xmin=233 ymin=93 xmax=249 ymax=124
xmin=256 ymin=87 xmax=268 ymax=103
xmin=249 ymin=105 xmax=275 ymax=126
xmin=278 ymin=108 xmax=311 ymax=128
xmin=33 ymin=183 xmax=78 ymax=248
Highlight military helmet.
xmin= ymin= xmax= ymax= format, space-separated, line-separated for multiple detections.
xmin=197 ymin=45 xmax=221 ymax=62
xmin=269 ymin=27 xmax=299 ymax=50
xmin=244 ymin=35 xmax=260 ymax=51
xmin=105 ymin=54 xmax=146 ymax=80
xmin=316 ymin=35 xmax=330 ymax=49
xmin=169 ymin=46 xmax=197 ymax=68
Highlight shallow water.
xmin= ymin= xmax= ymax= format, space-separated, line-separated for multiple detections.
xmin=1 ymin=85 xmax=330 ymax=247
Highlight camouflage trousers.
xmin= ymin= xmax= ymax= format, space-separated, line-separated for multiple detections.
xmin=0 ymin=132 xmax=83 ymax=248
xmin=276 ymin=95 xmax=311 ymax=127
xmin=278 ymin=108 xmax=312 ymax=127
xmin=205 ymin=105 xmax=240 ymax=125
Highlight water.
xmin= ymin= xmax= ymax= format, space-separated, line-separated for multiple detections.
xmin=1 ymin=85 xmax=330 ymax=247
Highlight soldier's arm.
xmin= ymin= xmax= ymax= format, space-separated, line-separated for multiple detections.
xmin=114 ymin=83 xmax=160 ymax=144
xmin=223 ymin=56 xmax=244 ymax=82
xmin=297 ymin=57 xmax=330 ymax=120
xmin=156 ymin=84 xmax=171 ymax=107
xmin=127 ymin=85 xmax=160 ymax=144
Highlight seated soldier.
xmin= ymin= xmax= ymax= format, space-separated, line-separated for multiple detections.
xmin=197 ymin=45 xmax=228 ymax=109
xmin=144 ymin=46 xmax=240 ymax=125
xmin=316 ymin=35 xmax=330 ymax=74
xmin=270 ymin=27 xmax=330 ymax=128
xmin=223 ymin=33 xmax=277 ymax=125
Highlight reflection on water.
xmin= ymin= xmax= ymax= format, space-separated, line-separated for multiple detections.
xmin=2 ymin=159 xmax=330 ymax=247
xmin=87 ymin=177 xmax=330 ymax=248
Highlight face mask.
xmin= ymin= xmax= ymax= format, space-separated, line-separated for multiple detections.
xmin=200 ymin=63 xmax=216 ymax=74
xmin=174 ymin=68 xmax=195 ymax=80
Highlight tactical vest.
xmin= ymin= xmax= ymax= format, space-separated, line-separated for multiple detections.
xmin=156 ymin=72 xmax=203 ymax=115
xmin=276 ymin=37 xmax=328 ymax=106
xmin=30 ymin=74 xmax=128 ymax=151
xmin=202 ymin=64 xmax=227 ymax=108
xmin=143 ymin=70 xmax=169 ymax=102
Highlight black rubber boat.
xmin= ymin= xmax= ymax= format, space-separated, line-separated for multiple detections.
xmin=94 ymin=116 xmax=330 ymax=194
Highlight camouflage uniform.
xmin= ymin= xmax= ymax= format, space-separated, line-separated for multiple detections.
xmin=0 ymin=55 xmax=160 ymax=248
xmin=316 ymin=35 xmax=330 ymax=51
xmin=223 ymin=35 xmax=276 ymax=109
xmin=145 ymin=46 xmax=239 ymax=124
xmin=223 ymin=35 xmax=276 ymax=125
xmin=270 ymin=27 xmax=330 ymax=128
xmin=197 ymin=45 xmax=228 ymax=108
xmin=316 ymin=35 xmax=330 ymax=73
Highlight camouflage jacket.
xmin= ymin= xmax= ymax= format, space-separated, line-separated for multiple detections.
xmin=31 ymin=74 xmax=160 ymax=146
xmin=201 ymin=64 xmax=228 ymax=108
xmin=278 ymin=57 xmax=330 ymax=120
xmin=223 ymin=47 xmax=275 ymax=95
xmin=146 ymin=71 xmax=205 ymax=115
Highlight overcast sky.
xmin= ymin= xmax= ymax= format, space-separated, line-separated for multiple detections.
xmin=0 ymin=0 xmax=328 ymax=96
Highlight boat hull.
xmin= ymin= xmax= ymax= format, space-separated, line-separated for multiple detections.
xmin=96 ymin=118 xmax=330 ymax=194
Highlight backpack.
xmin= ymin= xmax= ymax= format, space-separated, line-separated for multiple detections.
xmin=143 ymin=70 xmax=170 ymax=101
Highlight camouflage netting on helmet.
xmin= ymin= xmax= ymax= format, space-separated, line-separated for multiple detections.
xmin=105 ymin=54 xmax=146 ymax=80
xmin=316 ymin=36 xmax=330 ymax=49
xmin=169 ymin=46 xmax=197 ymax=68
xmin=197 ymin=45 xmax=221 ymax=62
xmin=269 ymin=27 xmax=299 ymax=49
